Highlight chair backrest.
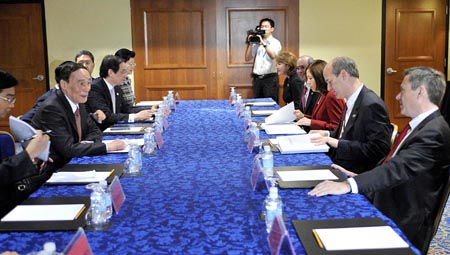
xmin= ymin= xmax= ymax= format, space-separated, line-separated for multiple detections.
xmin=424 ymin=167 xmax=450 ymax=254
xmin=389 ymin=123 xmax=398 ymax=145
xmin=0 ymin=131 xmax=15 ymax=159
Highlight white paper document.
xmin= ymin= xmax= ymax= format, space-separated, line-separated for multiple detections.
xmin=135 ymin=100 xmax=163 ymax=106
xmin=9 ymin=115 xmax=50 ymax=161
xmin=264 ymin=102 xmax=296 ymax=125
xmin=277 ymin=169 xmax=338 ymax=182
xmin=245 ymin=101 xmax=276 ymax=107
xmin=252 ymin=109 xmax=277 ymax=116
xmin=103 ymin=138 xmax=144 ymax=153
xmin=262 ymin=123 xmax=306 ymax=135
xmin=46 ymin=171 xmax=113 ymax=184
xmin=314 ymin=226 xmax=409 ymax=251
xmin=1 ymin=204 xmax=85 ymax=222
xmin=276 ymin=134 xmax=329 ymax=154
xmin=104 ymin=126 xmax=144 ymax=134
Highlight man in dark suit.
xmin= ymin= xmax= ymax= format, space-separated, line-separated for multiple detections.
xmin=31 ymin=62 xmax=126 ymax=168
xmin=296 ymin=55 xmax=320 ymax=115
xmin=309 ymin=66 xmax=450 ymax=254
xmin=311 ymin=57 xmax=391 ymax=173
xmin=0 ymin=70 xmax=51 ymax=218
xmin=86 ymin=55 xmax=153 ymax=130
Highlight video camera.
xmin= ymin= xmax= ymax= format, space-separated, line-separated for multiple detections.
xmin=247 ymin=26 xmax=266 ymax=43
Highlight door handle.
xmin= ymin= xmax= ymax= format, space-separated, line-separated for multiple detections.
xmin=386 ymin=67 xmax=397 ymax=75
xmin=32 ymin=74 xmax=45 ymax=81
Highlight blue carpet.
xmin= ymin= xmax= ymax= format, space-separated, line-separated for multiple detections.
xmin=428 ymin=200 xmax=450 ymax=254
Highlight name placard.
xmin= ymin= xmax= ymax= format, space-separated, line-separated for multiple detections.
xmin=63 ymin=227 xmax=93 ymax=255
xmin=155 ymin=130 xmax=164 ymax=149
xmin=250 ymin=158 xmax=262 ymax=191
xmin=268 ymin=216 xmax=296 ymax=255
xmin=110 ymin=176 xmax=126 ymax=214
xmin=247 ymin=133 xmax=256 ymax=153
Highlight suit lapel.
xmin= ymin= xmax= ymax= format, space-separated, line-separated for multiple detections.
xmin=56 ymin=90 xmax=79 ymax=140
xmin=398 ymin=110 xmax=441 ymax=150
xmin=341 ymin=86 xmax=367 ymax=137
xmin=100 ymin=79 xmax=114 ymax=111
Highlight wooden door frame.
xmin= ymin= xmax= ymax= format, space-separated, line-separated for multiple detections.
xmin=0 ymin=0 xmax=50 ymax=91
xmin=380 ymin=0 xmax=449 ymax=100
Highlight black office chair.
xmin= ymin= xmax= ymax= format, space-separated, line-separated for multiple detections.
xmin=0 ymin=131 xmax=15 ymax=159
xmin=424 ymin=167 xmax=450 ymax=254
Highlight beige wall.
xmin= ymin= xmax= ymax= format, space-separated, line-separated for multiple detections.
xmin=299 ymin=0 xmax=382 ymax=94
xmin=45 ymin=0 xmax=132 ymax=85
xmin=45 ymin=0 xmax=383 ymax=94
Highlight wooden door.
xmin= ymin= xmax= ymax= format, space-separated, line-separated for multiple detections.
xmin=131 ymin=0 xmax=299 ymax=101
xmin=0 ymin=3 xmax=47 ymax=130
xmin=383 ymin=0 xmax=447 ymax=128
xmin=131 ymin=0 xmax=217 ymax=100
xmin=216 ymin=0 xmax=299 ymax=100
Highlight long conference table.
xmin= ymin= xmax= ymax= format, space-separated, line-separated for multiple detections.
xmin=0 ymin=100 xmax=420 ymax=254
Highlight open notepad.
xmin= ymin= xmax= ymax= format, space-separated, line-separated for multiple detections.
xmin=261 ymin=123 xmax=306 ymax=135
xmin=276 ymin=134 xmax=329 ymax=154
xmin=9 ymin=115 xmax=50 ymax=161
xmin=103 ymin=138 xmax=144 ymax=153
xmin=1 ymin=204 xmax=85 ymax=222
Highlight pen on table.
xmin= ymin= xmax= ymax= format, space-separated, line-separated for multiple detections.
xmin=23 ymin=130 xmax=52 ymax=141
xmin=108 ymin=169 xmax=115 ymax=178
xmin=312 ymin=229 xmax=324 ymax=249
xmin=74 ymin=205 xmax=86 ymax=220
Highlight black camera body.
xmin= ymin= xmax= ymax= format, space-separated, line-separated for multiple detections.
xmin=247 ymin=26 xmax=266 ymax=43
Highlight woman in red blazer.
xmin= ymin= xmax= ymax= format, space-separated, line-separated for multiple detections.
xmin=294 ymin=60 xmax=345 ymax=131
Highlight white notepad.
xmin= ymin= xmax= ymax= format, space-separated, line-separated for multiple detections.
xmin=277 ymin=169 xmax=338 ymax=181
xmin=103 ymin=138 xmax=144 ymax=153
xmin=276 ymin=134 xmax=329 ymax=154
xmin=46 ymin=171 xmax=113 ymax=184
xmin=262 ymin=123 xmax=306 ymax=135
xmin=1 ymin=204 xmax=85 ymax=222
xmin=314 ymin=226 xmax=409 ymax=251
xmin=135 ymin=100 xmax=162 ymax=106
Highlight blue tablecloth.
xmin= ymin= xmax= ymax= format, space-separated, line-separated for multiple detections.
xmin=0 ymin=100 xmax=419 ymax=254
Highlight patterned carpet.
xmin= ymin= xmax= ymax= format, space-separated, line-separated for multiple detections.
xmin=428 ymin=200 xmax=450 ymax=254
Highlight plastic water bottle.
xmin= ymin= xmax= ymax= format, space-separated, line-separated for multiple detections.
xmin=229 ymin=87 xmax=237 ymax=105
xmin=262 ymin=145 xmax=274 ymax=178
xmin=243 ymin=106 xmax=252 ymax=128
xmin=264 ymin=186 xmax=283 ymax=233
xmin=126 ymin=144 xmax=142 ymax=175
xmin=86 ymin=183 xmax=108 ymax=227
xmin=235 ymin=94 xmax=243 ymax=116
xmin=143 ymin=127 xmax=156 ymax=156
xmin=100 ymin=180 xmax=113 ymax=220
xmin=167 ymin=90 xmax=175 ymax=111
xmin=26 ymin=242 xmax=62 ymax=255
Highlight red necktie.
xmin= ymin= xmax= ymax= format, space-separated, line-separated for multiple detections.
xmin=383 ymin=124 xmax=411 ymax=163
xmin=301 ymin=86 xmax=307 ymax=110
xmin=75 ymin=107 xmax=82 ymax=142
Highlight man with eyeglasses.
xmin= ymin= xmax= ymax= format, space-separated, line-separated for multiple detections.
xmin=295 ymin=55 xmax=319 ymax=115
xmin=0 ymin=69 xmax=52 ymax=218
xmin=86 ymin=55 xmax=153 ymax=130
xmin=245 ymin=18 xmax=282 ymax=103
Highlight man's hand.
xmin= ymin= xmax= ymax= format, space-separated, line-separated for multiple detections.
xmin=309 ymin=131 xmax=339 ymax=148
xmin=93 ymin=110 xmax=106 ymax=123
xmin=308 ymin=180 xmax=351 ymax=197
xmin=106 ymin=139 xmax=126 ymax=152
xmin=25 ymin=130 xmax=49 ymax=161
xmin=135 ymin=110 xmax=153 ymax=121
xmin=331 ymin=164 xmax=358 ymax=177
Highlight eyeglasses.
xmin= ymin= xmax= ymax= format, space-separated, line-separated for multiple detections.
xmin=296 ymin=65 xmax=306 ymax=70
xmin=0 ymin=95 xmax=16 ymax=104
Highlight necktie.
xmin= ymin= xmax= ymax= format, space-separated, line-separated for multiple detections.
xmin=383 ymin=124 xmax=411 ymax=163
xmin=301 ymin=86 xmax=307 ymax=110
xmin=110 ymin=88 xmax=116 ymax=113
xmin=338 ymin=105 xmax=348 ymax=138
xmin=74 ymin=107 xmax=82 ymax=142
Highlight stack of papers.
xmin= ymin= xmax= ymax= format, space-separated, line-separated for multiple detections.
xmin=245 ymin=101 xmax=276 ymax=107
xmin=103 ymin=126 xmax=145 ymax=134
xmin=1 ymin=204 xmax=85 ymax=222
xmin=46 ymin=171 xmax=113 ymax=184
xmin=262 ymin=123 xmax=306 ymax=135
xmin=277 ymin=169 xmax=338 ymax=182
xmin=135 ymin=100 xmax=162 ymax=106
xmin=264 ymin=102 xmax=296 ymax=124
xmin=9 ymin=116 xmax=50 ymax=161
xmin=314 ymin=226 xmax=409 ymax=250
xmin=104 ymin=138 xmax=144 ymax=153
xmin=276 ymin=134 xmax=329 ymax=154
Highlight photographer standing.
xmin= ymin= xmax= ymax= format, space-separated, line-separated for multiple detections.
xmin=245 ymin=18 xmax=281 ymax=103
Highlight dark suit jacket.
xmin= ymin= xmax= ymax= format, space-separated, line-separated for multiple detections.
xmin=303 ymin=88 xmax=320 ymax=116
xmin=282 ymin=73 xmax=304 ymax=110
xmin=31 ymin=90 xmax=106 ymax=168
xmin=0 ymin=151 xmax=39 ymax=217
xmin=21 ymin=86 xmax=58 ymax=124
xmin=307 ymin=91 xmax=345 ymax=131
xmin=329 ymin=86 xmax=391 ymax=173
xmin=354 ymin=110 xmax=450 ymax=253
xmin=86 ymin=78 xmax=140 ymax=130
